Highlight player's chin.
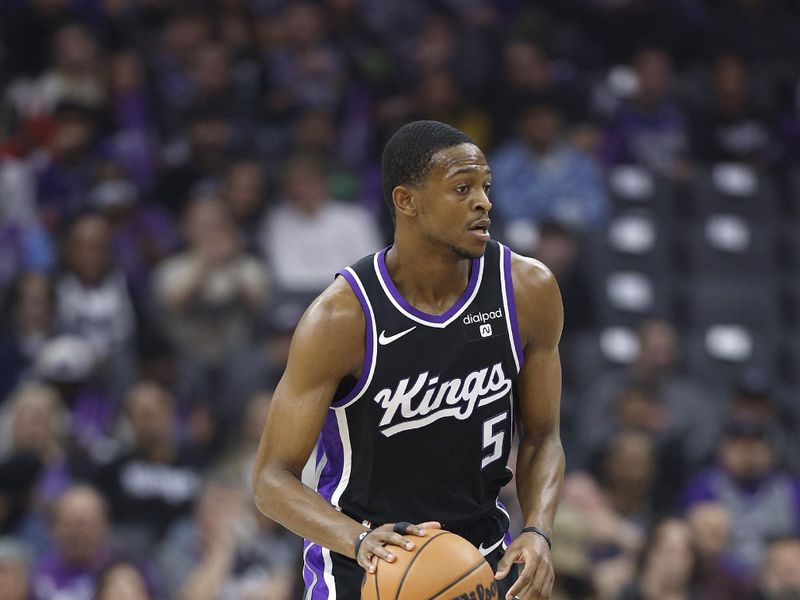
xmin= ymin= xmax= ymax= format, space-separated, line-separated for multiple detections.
xmin=451 ymin=238 xmax=487 ymax=260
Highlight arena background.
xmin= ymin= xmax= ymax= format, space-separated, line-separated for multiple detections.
xmin=1 ymin=1 xmax=799 ymax=598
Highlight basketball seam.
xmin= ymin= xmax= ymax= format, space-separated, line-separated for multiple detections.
xmin=426 ymin=559 xmax=491 ymax=600
xmin=375 ymin=558 xmax=381 ymax=600
xmin=393 ymin=531 xmax=448 ymax=600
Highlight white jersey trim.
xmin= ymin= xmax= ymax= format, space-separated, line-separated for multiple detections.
xmin=499 ymin=244 xmax=522 ymax=373
xmin=335 ymin=267 xmax=378 ymax=408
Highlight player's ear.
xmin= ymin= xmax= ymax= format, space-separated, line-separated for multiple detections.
xmin=392 ymin=185 xmax=417 ymax=218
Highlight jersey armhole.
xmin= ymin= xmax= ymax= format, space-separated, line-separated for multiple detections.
xmin=331 ymin=267 xmax=377 ymax=408
xmin=499 ymin=244 xmax=525 ymax=372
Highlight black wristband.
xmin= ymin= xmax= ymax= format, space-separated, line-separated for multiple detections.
xmin=354 ymin=529 xmax=372 ymax=558
xmin=521 ymin=526 xmax=552 ymax=549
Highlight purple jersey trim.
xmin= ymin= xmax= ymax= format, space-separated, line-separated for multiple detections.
xmin=502 ymin=244 xmax=525 ymax=368
xmin=376 ymin=247 xmax=481 ymax=324
xmin=303 ymin=541 xmax=331 ymax=599
xmin=333 ymin=268 xmax=375 ymax=407
xmin=317 ymin=411 xmax=344 ymax=502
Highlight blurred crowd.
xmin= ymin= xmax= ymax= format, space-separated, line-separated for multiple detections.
xmin=1 ymin=0 xmax=800 ymax=599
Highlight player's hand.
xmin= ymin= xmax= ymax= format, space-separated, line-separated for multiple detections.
xmin=355 ymin=521 xmax=441 ymax=573
xmin=495 ymin=531 xmax=553 ymax=600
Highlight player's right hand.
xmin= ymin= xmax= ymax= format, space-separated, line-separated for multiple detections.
xmin=355 ymin=520 xmax=441 ymax=573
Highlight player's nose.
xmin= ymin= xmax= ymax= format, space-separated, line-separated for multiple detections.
xmin=473 ymin=189 xmax=492 ymax=212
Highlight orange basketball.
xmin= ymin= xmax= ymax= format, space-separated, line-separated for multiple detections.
xmin=361 ymin=528 xmax=499 ymax=600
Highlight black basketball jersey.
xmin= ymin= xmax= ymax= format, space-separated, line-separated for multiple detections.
xmin=312 ymin=240 xmax=524 ymax=532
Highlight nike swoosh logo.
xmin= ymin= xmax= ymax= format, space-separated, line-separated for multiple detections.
xmin=478 ymin=536 xmax=505 ymax=556
xmin=378 ymin=326 xmax=416 ymax=345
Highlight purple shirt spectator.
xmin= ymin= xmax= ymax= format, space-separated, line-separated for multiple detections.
xmin=681 ymin=421 xmax=800 ymax=574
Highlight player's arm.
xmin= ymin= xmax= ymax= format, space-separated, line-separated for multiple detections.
xmin=251 ymin=278 xmax=433 ymax=571
xmin=496 ymin=253 xmax=565 ymax=600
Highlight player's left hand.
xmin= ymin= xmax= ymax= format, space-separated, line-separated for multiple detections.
xmin=495 ymin=531 xmax=553 ymax=600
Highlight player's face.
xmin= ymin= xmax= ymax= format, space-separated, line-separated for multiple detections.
xmin=416 ymin=143 xmax=493 ymax=260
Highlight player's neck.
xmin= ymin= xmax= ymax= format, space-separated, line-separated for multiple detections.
xmin=385 ymin=238 xmax=472 ymax=314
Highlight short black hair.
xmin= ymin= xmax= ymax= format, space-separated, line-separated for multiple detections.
xmin=381 ymin=120 xmax=475 ymax=220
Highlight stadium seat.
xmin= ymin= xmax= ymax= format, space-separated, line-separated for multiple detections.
xmin=584 ymin=212 xmax=676 ymax=326
xmin=559 ymin=327 xmax=636 ymax=390
xmin=690 ymin=163 xmax=781 ymax=223
xmin=683 ymin=328 xmax=779 ymax=388
xmin=682 ymin=215 xmax=778 ymax=280
xmin=607 ymin=164 xmax=678 ymax=222
xmin=683 ymin=279 xmax=781 ymax=335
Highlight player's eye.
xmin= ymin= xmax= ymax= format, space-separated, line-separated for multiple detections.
xmin=455 ymin=184 xmax=469 ymax=194
xmin=483 ymin=183 xmax=492 ymax=194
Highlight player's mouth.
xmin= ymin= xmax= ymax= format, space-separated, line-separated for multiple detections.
xmin=467 ymin=218 xmax=491 ymax=241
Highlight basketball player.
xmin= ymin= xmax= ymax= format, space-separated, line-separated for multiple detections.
xmin=253 ymin=121 xmax=565 ymax=600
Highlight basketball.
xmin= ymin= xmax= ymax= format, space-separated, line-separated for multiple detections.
xmin=361 ymin=529 xmax=499 ymax=600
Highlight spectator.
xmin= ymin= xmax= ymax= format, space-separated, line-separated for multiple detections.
xmin=726 ymin=366 xmax=800 ymax=476
xmin=36 ymin=101 xmax=104 ymax=229
xmin=602 ymin=48 xmax=691 ymax=181
xmin=56 ymin=213 xmax=138 ymax=398
xmin=691 ymin=54 xmax=773 ymax=166
xmin=261 ymin=2 xmax=346 ymax=120
xmin=0 ymin=159 xmax=54 ymax=290
xmin=154 ymin=104 xmax=233 ymax=217
xmin=33 ymin=485 xmax=113 ymax=600
xmin=0 ymin=383 xmax=81 ymax=556
xmin=219 ymin=158 xmax=268 ymax=251
xmin=213 ymin=390 xmax=272 ymax=485
xmin=549 ymin=506 xmax=594 ymax=600
xmin=87 ymin=161 xmax=177 ymax=292
xmin=410 ymin=69 xmax=491 ymax=150
xmin=620 ymin=518 xmax=702 ymax=600
xmin=681 ymin=419 xmax=800 ymax=574
xmin=686 ymin=501 xmax=751 ymax=600
xmin=0 ymin=273 xmax=56 ymax=401
xmin=32 ymin=335 xmax=114 ymax=454
xmin=157 ymin=479 xmax=298 ymax=600
xmin=578 ymin=319 xmax=719 ymax=468
xmin=559 ymin=472 xmax=643 ymax=600
xmin=3 ymin=384 xmax=74 ymax=504
xmin=529 ymin=222 xmax=597 ymax=335
xmin=756 ymin=537 xmax=800 ymax=600
xmin=595 ymin=430 xmax=659 ymax=528
xmin=489 ymin=39 xmax=587 ymax=144
xmin=5 ymin=22 xmax=106 ymax=119
xmin=0 ymin=537 xmax=31 ymax=600
xmin=149 ymin=8 xmax=213 ymax=131
xmin=259 ymin=154 xmax=382 ymax=294
xmin=154 ymin=197 xmax=268 ymax=418
xmin=105 ymin=50 xmax=158 ymax=193
xmin=93 ymin=560 xmax=152 ymax=600
xmin=95 ymin=382 xmax=204 ymax=555
xmin=491 ymin=97 xmax=611 ymax=231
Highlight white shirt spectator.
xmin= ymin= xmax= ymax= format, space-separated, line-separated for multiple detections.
xmin=261 ymin=199 xmax=382 ymax=293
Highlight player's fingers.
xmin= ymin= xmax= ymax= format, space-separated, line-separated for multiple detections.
xmin=368 ymin=555 xmax=379 ymax=574
xmin=357 ymin=547 xmax=375 ymax=572
xmin=365 ymin=536 xmax=398 ymax=564
xmin=494 ymin=547 xmax=521 ymax=580
xmin=383 ymin=531 xmax=417 ymax=550
xmin=504 ymin=555 xmax=538 ymax=599
xmin=526 ymin=559 xmax=553 ymax=599
xmin=412 ymin=520 xmax=441 ymax=535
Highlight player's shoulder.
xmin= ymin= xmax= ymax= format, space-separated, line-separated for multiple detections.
xmin=507 ymin=250 xmax=563 ymax=347
xmin=294 ymin=275 xmax=365 ymax=345
xmin=508 ymin=251 xmax=558 ymax=298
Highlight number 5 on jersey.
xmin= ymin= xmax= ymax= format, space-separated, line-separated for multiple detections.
xmin=481 ymin=412 xmax=507 ymax=469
